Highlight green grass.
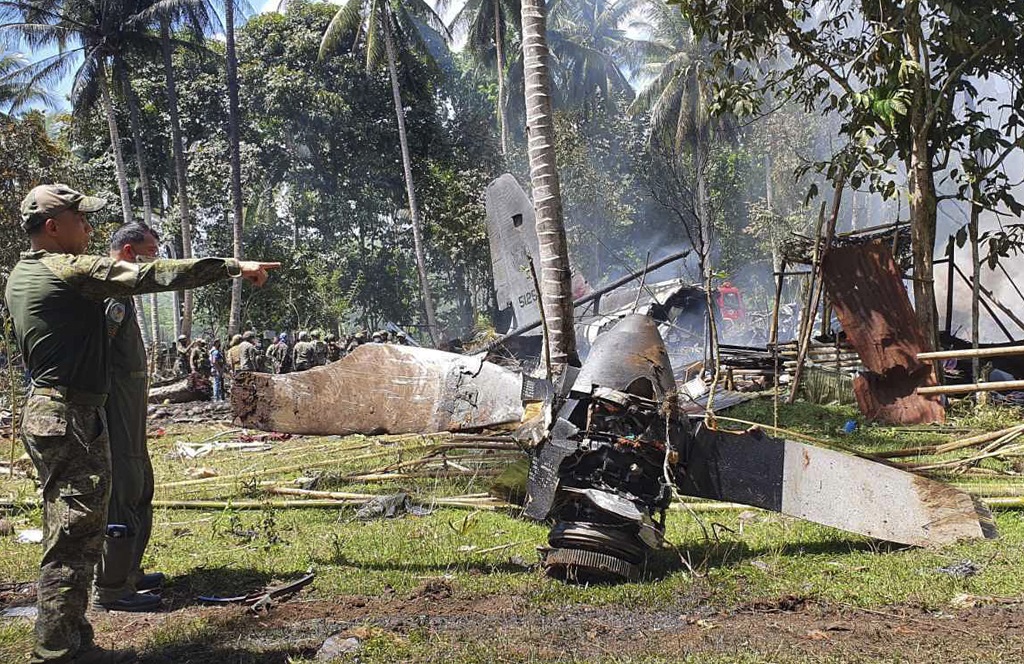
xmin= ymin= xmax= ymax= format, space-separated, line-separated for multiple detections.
xmin=2 ymin=402 xmax=1024 ymax=662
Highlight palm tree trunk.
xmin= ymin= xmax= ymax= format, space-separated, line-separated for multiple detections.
xmin=520 ymin=0 xmax=577 ymax=372
xmin=98 ymin=65 xmax=133 ymax=226
xmin=162 ymin=19 xmax=195 ymax=338
xmin=115 ymin=60 xmax=154 ymax=226
xmin=494 ymin=0 xmax=508 ymax=155
xmin=225 ymin=0 xmax=245 ymax=337
xmin=382 ymin=14 xmax=439 ymax=346
xmin=99 ymin=64 xmax=151 ymax=347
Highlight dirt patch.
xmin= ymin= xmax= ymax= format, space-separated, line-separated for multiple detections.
xmin=83 ymin=588 xmax=1024 ymax=663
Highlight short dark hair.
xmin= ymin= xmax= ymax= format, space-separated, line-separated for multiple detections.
xmin=109 ymin=223 xmax=159 ymax=251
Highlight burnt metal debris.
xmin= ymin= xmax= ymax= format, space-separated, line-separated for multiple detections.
xmin=233 ymin=314 xmax=997 ymax=584
xmin=821 ymin=242 xmax=945 ymax=425
xmin=525 ymin=314 xmax=995 ymax=582
xmin=232 ymin=343 xmax=540 ymax=435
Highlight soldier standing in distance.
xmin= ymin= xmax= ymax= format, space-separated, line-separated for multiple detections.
xmin=325 ymin=333 xmax=342 ymax=362
xmin=4 ymin=184 xmax=280 ymax=663
xmin=237 ymin=331 xmax=261 ymax=372
xmin=311 ymin=329 xmax=327 ymax=366
xmin=266 ymin=333 xmax=289 ymax=373
xmin=174 ymin=334 xmax=190 ymax=375
xmin=190 ymin=339 xmax=211 ymax=377
xmin=291 ymin=331 xmax=316 ymax=371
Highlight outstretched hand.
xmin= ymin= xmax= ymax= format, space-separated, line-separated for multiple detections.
xmin=239 ymin=261 xmax=282 ymax=287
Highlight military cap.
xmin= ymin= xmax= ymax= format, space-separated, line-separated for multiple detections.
xmin=354 ymin=330 xmax=366 ymax=339
xmin=325 ymin=333 xmax=337 ymax=342
xmin=242 ymin=330 xmax=256 ymax=341
xmin=230 ymin=334 xmax=242 ymax=346
xmin=298 ymin=331 xmax=309 ymax=341
xmin=21 ymin=184 xmax=107 ymax=231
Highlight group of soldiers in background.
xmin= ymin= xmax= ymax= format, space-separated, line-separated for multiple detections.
xmin=167 ymin=327 xmax=411 ymax=399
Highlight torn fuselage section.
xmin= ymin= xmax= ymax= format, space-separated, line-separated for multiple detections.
xmin=527 ymin=314 xmax=692 ymax=582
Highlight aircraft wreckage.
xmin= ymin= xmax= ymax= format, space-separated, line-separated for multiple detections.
xmin=233 ymin=315 xmax=996 ymax=582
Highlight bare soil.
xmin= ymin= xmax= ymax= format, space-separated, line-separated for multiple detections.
xmin=82 ymin=582 xmax=1024 ymax=663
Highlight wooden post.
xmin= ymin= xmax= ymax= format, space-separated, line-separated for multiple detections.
xmin=789 ymin=175 xmax=847 ymax=403
xmin=944 ymin=237 xmax=955 ymax=334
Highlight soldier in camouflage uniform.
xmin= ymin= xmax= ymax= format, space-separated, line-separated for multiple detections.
xmin=291 ymin=331 xmax=317 ymax=371
xmin=189 ymin=339 xmax=211 ymax=377
xmin=237 ymin=331 xmax=261 ymax=372
xmin=324 ymin=333 xmax=342 ymax=362
xmin=311 ymin=329 xmax=327 ymax=366
xmin=5 ymin=184 xmax=279 ymax=663
xmin=265 ymin=333 xmax=289 ymax=374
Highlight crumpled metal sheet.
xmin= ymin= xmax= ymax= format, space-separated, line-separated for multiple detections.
xmin=572 ymin=314 xmax=678 ymax=400
xmin=820 ymin=242 xmax=944 ymax=424
xmin=232 ymin=344 xmax=526 ymax=435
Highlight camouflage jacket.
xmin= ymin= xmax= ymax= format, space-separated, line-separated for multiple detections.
xmin=5 ymin=250 xmax=240 ymax=395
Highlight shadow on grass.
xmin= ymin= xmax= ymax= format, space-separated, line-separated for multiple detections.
xmin=161 ymin=566 xmax=312 ymax=610
xmin=136 ymin=608 xmax=323 ymax=664
xmin=639 ymin=535 xmax=900 ymax=581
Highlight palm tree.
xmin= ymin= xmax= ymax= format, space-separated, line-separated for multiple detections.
xmin=547 ymin=0 xmax=643 ymax=113
xmin=446 ymin=0 xmax=521 ymax=155
xmin=0 ymin=47 xmax=56 ymax=113
xmin=150 ymin=2 xmax=219 ymax=338
xmin=224 ymin=0 xmax=245 ymax=336
xmin=319 ymin=0 xmax=449 ymax=346
xmin=520 ymin=0 xmax=577 ymax=373
xmin=628 ymin=3 xmax=727 ymax=154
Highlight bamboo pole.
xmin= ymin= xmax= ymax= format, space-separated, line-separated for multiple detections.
xmin=917 ymin=346 xmax=1024 ymax=361
xmin=790 ymin=175 xmax=846 ymax=403
xmin=147 ymin=498 xmax=503 ymax=510
xmin=917 ymin=380 xmax=1024 ymax=396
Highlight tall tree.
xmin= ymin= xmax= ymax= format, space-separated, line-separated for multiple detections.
xmin=446 ymin=0 xmax=521 ymax=155
xmin=154 ymin=2 xmax=217 ymax=338
xmin=547 ymin=0 xmax=643 ymax=112
xmin=673 ymin=0 xmax=1024 ymax=349
xmin=319 ymin=0 xmax=449 ymax=345
xmin=521 ymin=0 xmax=577 ymax=372
xmin=224 ymin=0 xmax=245 ymax=336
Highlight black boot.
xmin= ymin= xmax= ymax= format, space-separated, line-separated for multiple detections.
xmin=96 ymin=591 xmax=161 ymax=613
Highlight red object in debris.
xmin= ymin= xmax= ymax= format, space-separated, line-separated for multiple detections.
xmin=716 ymin=282 xmax=746 ymax=321
xmin=153 ymin=428 xmax=166 ymax=437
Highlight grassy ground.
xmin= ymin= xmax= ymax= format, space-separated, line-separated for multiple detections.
xmin=1 ymin=399 xmax=1024 ymax=662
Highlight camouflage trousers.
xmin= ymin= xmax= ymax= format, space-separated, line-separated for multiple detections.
xmin=21 ymin=394 xmax=110 ymax=663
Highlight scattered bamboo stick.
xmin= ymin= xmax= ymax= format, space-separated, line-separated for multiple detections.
xmin=875 ymin=424 xmax=1024 ymax=458
xmin=917 ymin=380 xmax=1024 ymax=396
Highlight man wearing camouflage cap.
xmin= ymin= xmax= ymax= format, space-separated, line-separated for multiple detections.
xmin=5 ymin=184 xmax=280 ymax=663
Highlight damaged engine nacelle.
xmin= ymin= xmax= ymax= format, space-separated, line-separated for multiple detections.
xmin=526 ymin=314 xmax=690 ymax=582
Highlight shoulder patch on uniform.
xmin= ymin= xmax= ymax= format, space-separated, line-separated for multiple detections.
xmin=106 ymin=301 xmax=126 ymax=324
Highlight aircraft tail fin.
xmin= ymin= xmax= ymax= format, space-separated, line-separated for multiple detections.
xmin=485 ymin=174 xmax=542 ymax=334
